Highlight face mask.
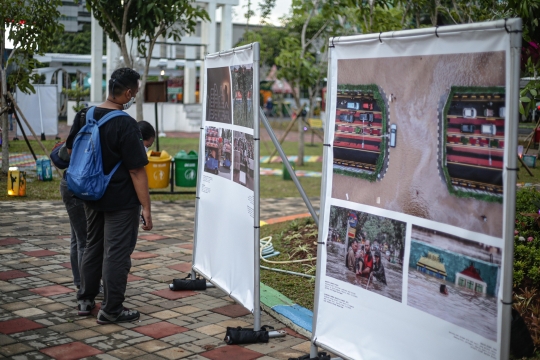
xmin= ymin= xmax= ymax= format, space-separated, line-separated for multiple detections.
xmin=123 ymin=97 xmax=135 ymax=110
xmin=144 ymin=146 xmax=148 ymax=152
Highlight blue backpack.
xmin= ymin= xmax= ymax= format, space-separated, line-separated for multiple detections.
xmin=66 ymin=107 xmax=125 ymax=201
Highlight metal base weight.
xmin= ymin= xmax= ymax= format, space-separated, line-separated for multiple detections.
xmin=268 ymin=330 xmax=287 ymax=338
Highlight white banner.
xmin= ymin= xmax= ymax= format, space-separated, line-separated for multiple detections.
xmin=16 ymin=85 xmax=58 ymax=136
xmin=193 ymin=44 xmax=259 ymax=312
xmin=313 ymin=21 xmax=519 ymax=360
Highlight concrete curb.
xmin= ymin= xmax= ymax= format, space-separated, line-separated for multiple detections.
xmin=260 ymin=282 xmax=313 ymax=339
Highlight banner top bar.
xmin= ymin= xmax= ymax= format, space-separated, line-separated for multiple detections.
xmin=329 ymin=18 xmax=521 ymax=46
xmin=206 ymin=43 xmax=255 ymax=59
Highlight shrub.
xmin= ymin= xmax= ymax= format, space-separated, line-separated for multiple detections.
xmin=514 ymin=187 xmax=540 ymax=289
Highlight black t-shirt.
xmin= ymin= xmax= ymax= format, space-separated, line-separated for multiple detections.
xmin=66 ymin=107 xmax=148 ymax=211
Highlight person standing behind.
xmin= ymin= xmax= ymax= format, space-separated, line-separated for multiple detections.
xmin=67 ymin=68 xmax=153 ymax=324
xmin=138 ymin=120 xmax=155 ymax=152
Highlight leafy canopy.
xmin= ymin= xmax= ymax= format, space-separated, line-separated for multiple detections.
xmin=1 ymin=0 xmax=64 ymax=94
xmin=86 ymin=0 xmax=208 ymax=64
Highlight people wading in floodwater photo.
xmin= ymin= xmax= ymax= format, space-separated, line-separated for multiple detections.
xmin=326 ymin=205 xmax=405 ymax=302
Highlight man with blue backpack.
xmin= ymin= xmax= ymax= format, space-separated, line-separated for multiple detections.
xmin=65 ymin=68 xmax=152 ymax=325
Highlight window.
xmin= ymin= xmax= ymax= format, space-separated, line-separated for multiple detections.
xmin=458 ymin=278 xmax=465 ymax=287
xmin=475 ymin=284 xmax=483 ymax=293
xmin=467 ymin=281 xmax=474 ymax=290
xmin=59 ymin=15 xmax=77 ymax=21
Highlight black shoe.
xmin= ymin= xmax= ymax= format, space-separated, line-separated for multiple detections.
xmin=77 ymin=300 xmax=96 ymax=316
xmin=96 ymin=307 xmax=140 ymax=325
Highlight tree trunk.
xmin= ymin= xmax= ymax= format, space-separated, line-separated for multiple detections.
xmin=1 ymin=26 xmax=8 ymax=174
xmin=294 ymin=90 xmax=304 ymax=167
xmin=1 ymin=70 xmax=8 ymax=174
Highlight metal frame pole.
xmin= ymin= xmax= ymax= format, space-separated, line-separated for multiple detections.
xmin=191 ymin=55 xmax=208 ymax=281
xmin=310 ymin=44 xmax=333 ymax=359
xmin=155 ymin=102 xmax=160 ymax=151
xmin=259 ymin=108 xmax=319 ymax=226
xmin=37 ymin=86 xmax=45 ymax=141
xmin=253 ymin=42 xmax=261 ymax=331
xmin=500 ymin=17 xmax=522 ymax=360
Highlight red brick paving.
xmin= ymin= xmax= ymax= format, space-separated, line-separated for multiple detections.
xmin=30 ymin=285 xmax=74 ymax=297
xmin=133 ymin=321 xmax=189 ymax=339
xmin=151 ymin=289 xmax=197 ymax=300
xmin=0 ymin=270 xmax=31 ymax=281
xmin=0 ymin=238 xmax=23 ymax=246
xmin=176 ymin=243 xmax=194 ymax=250
xmin=22 ymin=250 xmax=59 ymax=257
xmin=131 ymin=252 xmax=158 ymax=260
xmin=0 ymin=318 xmax=44 ymax=334
xmin=127 ymin=274 xmax=144 ymax=282
xmin=40 ymin=341 xmax=102 ymax=360
xmin=167 ymin=263 xmax=192 ymax=272
xmin=201 ymin=345 xmax=263 ymax=360
xmin=212 ymin=304 xmax=251 ymax=318
xmin=282 ymin=327 xmax=309 ymax=339
xmin=60 ymin=262 xmax=72 ymax=269
xmin=138 ymin=234 xmax=169 ymax=241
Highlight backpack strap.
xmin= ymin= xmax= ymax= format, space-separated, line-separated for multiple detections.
xmin=84 ymin=106 xmax=96 ymax=125
xmin=96 ymin=109 xmax=126 ymax=128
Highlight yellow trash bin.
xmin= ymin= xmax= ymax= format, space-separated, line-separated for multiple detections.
xmin=146 ymin=150 xmax=172 ymax=189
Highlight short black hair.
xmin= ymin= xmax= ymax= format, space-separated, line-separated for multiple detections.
xmin=138 ymin=120 xmax=156 ymax=141
xmin=109 ymin=68 xmax=140 ymax=98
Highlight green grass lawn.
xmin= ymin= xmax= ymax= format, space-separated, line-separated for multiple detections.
xmin=0 ymin=135 xmax=323 ymax=201
xmin=260 ymin=217 xmax=317 ymax=310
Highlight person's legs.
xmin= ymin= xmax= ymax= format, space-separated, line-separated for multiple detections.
xmin=60 ymin=178 xmax=87 ymax=287
xmin=128 ymin=206 xmax=141 ymax=256
xmin=78 ymin=205 xmax=105 ymax=303
xmin=99 ymin=206 xmax=139 ymax=318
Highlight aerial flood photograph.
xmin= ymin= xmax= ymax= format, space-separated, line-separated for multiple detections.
xmin=333 ymin=84 xmax=388 ymax=182
xmin=331 ymin=52 xmax=506 ymax=238
xmin=407 ymin=225 xmax=501 ymax=341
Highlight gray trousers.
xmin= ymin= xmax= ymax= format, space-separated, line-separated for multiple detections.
xmin=77 ymin=205 xmax=139 ymax=317
xmin=60 ymin=178 xmax=87 ymax=287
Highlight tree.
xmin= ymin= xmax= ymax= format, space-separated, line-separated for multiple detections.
xmin=43 ymin=24 xmax=107 ymax=55
xmin=1 ymin=0 xmax=64 ymax=173
xmin=275 ymin=0 xmax=344 ymax=165
xmin=86 ymin=0 xmax=208 ymax=121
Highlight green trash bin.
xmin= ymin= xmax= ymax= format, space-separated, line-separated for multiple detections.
xmin=174 ymin=150 xmax=198 ymax=187
xmin=283 ymin=160 xmax=295 ymax=180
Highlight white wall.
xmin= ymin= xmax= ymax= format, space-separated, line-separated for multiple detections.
xmin=67 ymin=101 xmax=201 ymax=133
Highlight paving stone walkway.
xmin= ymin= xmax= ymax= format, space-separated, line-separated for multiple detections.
xmin=0 ymin=198 xmax=320 ymax=360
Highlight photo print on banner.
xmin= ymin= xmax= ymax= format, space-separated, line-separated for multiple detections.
xmin=206 ymin=67 xmax=232 ymax=124
xmin=326 ymin=205 xmax=405 ymax=302
xmin=331 ymin=52 xmax=505 ymax=238
xmin=204 ymin=126 xmax=232 ymax=180
xmin=231 ymin=64 xmax=254 ymax=129
xmin=407 ymin=225 xmax=501 ymax=342
xmin=233 ymin=131 xmax=255 ymax=191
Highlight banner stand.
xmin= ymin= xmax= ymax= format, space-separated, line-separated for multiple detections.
xmin=191 ymin=42 xmax=262 ymax=332
xmin=310 ymin=18 xmax=521 ymax=360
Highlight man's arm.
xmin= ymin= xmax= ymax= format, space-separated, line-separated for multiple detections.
xmin=129 ymin=167 xmax=153 ymax=231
